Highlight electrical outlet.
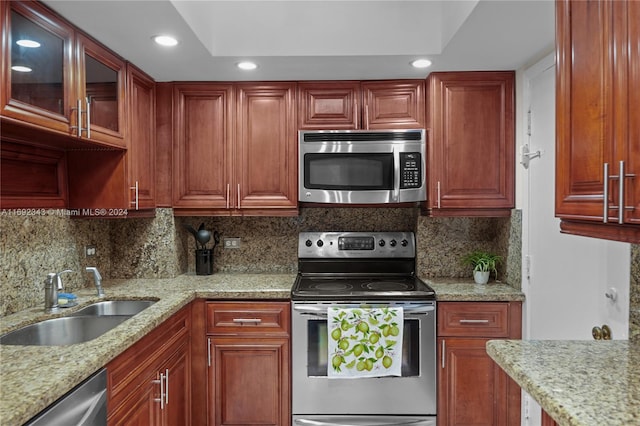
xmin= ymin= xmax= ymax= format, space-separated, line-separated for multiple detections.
xmin=223 ymin=237 xmax=241 ymax=249
xmin=85 ymin=245 xmax=97 ymax=257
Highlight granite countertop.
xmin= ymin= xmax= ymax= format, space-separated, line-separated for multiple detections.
xmin=0 ymin=274 xmax=522 ymax=426
xmin=487 ymin=340 xmax=640 ymax=426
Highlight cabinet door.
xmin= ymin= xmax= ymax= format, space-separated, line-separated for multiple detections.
xmin=162 ymin=340 xmax=191 ymax=426
xmin=1 ymin=1 xmax=76 ymax=134
xmin=438 ymin=338 xmax=508 ymax=426
xmin=556 ymin=0 xmax=617 ymax=222
xmin=235 ymin=83 xmax=298 ymax=213
xmin=172 ymin=84 xmax=234 ymax=211
xmin=427 ymin=72 xmax=515 ymax=216
xmin=76 ymin=33 xmax=126 ymax=147
xmin=209 ymin=337 xmax=290 ymax=426
xmin=362 ymin=80 xmax=425 ymax=129
xmin=127 ymin=64 xmax=156 ymax=211
xmin=625 ymin=0 xmax=640 ymax=225
xmin=108 ymin=378 xmax=160 ymax=426
xmin=297 ymin=81 xmax=360 ymax=129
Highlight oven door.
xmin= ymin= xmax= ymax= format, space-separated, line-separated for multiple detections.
xmin=291 ymin=301 xmax=437 ymax=417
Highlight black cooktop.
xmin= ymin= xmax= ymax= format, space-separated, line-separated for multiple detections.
xmin=291 ymin=275 xmax=436 ymax=301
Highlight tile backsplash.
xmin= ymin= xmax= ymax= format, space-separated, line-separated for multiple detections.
xmin=1 ymin=205 xmax=636 ymax=340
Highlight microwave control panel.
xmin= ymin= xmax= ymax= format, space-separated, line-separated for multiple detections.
xmin=399 ymin=152 xmax=422 ymax=189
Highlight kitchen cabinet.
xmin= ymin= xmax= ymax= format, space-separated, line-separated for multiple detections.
xmin=107 ymin=304 xmax=191 ymax=426
xmin=1 ymin=0 xmax=126 ymax=149
xmin=437 ymin=301 xmax=522 ymax=426
xmin=205 ymin=301 xmax=290 ymax=426
xmin=555 ymin=0 xmax=640 ymax=243
xmin=541 ymin=410 xmax=559 ymax=426
xmin=172 ymin=82 xmax=298 ymax=216
xmin=125 ymin=63 xmax=156 ymax=211
xmin=426 ymin=72 xmax=515 ymax=217
xmin=298 ymin=80 xmax=425 ymax=130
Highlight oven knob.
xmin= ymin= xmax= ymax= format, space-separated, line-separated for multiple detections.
xmin=305 ymin=239 xmax=313 ymax=247
xmin=378 ymin=239 xmax=386 ymax=247
xmin=316 ymin=240 xmax=324 ymax=247
xmin=401 ymin=239 xmax=408 ymax=247
xmin=389 ymin=239 xmax=397 ymax=247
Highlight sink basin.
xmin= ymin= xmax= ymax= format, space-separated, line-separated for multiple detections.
xmin=0 ymin=315 xmax=131 ymax=346
xmin=70 ymin=300 xmax=156 ymax=317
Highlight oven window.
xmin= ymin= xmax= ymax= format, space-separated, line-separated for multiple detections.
xmin=304 ymin=153 xmax=394 ymax=190
xmin=307 ymin=319 xmax=419 ymax=377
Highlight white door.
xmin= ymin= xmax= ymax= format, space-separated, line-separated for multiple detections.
xmin=520 ymin=53 xmax=631 ymax=425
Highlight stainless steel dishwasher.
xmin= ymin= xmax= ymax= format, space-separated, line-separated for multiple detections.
xmin=24 ymin=368 xmax=107 ymax=426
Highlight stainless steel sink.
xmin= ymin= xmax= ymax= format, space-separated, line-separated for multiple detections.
xmin=70 ymin=300 xmax=156 ymax=317
xmin=0 ymin=316 xmax=131 ymax=346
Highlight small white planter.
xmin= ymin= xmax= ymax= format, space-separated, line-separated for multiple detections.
xmin=473 ymin=271 xmax=490 ymax=285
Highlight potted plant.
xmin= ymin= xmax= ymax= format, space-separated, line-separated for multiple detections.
xmin=462 ymin=250 xmax=502 ymax=284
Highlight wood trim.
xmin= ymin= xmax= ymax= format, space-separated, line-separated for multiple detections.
xmin=155 ymin=82 xmax=173 ymax=207
xmin=560 ymin=219 xmax=640 ymax=244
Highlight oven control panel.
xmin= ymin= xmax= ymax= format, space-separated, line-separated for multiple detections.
xmin=299 ymin=232 xmax=415 ymax=258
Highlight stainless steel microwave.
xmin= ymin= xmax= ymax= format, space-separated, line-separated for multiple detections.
xmin=299 ymin=129 xmax=427 ymax=204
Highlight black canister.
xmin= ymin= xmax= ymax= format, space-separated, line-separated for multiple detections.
xmin=195 ymin=249 xmax=213 ymax=275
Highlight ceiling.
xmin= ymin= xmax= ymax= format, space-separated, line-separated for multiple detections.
xmin=42 ymin=0 xmax=555 ymax=82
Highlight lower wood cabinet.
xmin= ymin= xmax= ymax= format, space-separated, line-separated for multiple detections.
xmin=437 ymin=301 xmax=522 ymax=426
xmin=107 ymin=304 xmax=192 ymax=426
xmin=203 ymin=301 xmax=291 ymax=426
xmin=541 ymin=410 xmax=559 ymax=426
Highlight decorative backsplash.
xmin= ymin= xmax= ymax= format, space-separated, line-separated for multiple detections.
xmin=1 ymin=205 xmax=636 ymax=341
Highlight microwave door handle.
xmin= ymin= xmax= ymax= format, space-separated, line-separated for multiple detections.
xmin=393 ymin=149 xmax=401 ymax=202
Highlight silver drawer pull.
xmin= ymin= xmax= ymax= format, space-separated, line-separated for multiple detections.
xmin=459 ymin=319 xmax=490 ymax=324
xmin=232 ymin=318 xmax=262 ymax=324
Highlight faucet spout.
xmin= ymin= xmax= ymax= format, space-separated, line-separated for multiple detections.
xmin=86 ymin=267 xmax=104 ymax=297
xmin=44 ymin=269 xmax=73 ymax=312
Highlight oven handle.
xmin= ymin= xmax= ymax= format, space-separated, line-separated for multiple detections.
xmin=294 ymin=418 xmax=435 ymax=426
xmin=293 ymin=304 xmax=435 ymax=317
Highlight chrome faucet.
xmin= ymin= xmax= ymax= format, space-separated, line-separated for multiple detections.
xmin=85 ymin=267 xmax=104 ymax=297
xmin=44 ymin=269 xmax=72 ymax=312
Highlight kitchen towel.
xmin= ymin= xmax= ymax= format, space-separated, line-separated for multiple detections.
xmin=327 ymin=306 xmax=403 ymax=378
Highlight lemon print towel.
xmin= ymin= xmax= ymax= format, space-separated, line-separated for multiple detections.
xmin=328 ymin=306 xmax=403 ymax=378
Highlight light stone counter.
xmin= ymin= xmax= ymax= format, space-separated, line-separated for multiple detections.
xmin=487 ymin=339 xmax=640 ymax=426
xmin=0 ymin=273 xmax=294 ymax=426
xmin=0 ymin=274 xmax=522 ymax=425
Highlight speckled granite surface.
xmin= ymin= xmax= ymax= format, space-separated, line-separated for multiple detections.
xmin=0 ymin=274 xmax=293 ymax=426
xmin=487 ymin=339 xmax=640 ymax=426
xmin=0 ymin=274 xmax=522 ymax=426
xmin=631 ymin=244 xmax=639 ymax=340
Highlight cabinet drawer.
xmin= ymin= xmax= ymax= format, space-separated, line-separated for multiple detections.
xmin=438 ymin=302 xmax=510 ymax=337
xmin=206 ymin=301 xmax=290 ymax=336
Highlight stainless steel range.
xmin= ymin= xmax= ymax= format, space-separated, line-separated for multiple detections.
xmin=291 ymin=232 xmax=437 ymax=426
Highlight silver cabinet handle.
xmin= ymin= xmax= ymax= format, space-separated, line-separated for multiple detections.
xmin=226 ymin=184 xmax=230 ymax=209
xmin=437 ymin=181 xmax=441 ymax=209
xmin=71 ymin=99 xmax=84 ymax=137
xmin=164 ymin=368 xmax=169 ymax=405
xmin=207 ymin=337 xmax=212 ymax=367
xmin=441 ymin=339 xmax=445 ymax=369
xmin=232 ymin=318 xmax=262 ymax=324
xmin=153 ymin=372 xmax=165 ymax=409
xmin=130 ymin=181 xmax=139 ymax=210
xmin=604 ymin=162 xmax=610 ymax=223
xmin=85 ymin=97 xmax=91 ymax=138
xmin=237 ymin=184 xmax=241 ymax=209
xmin=459 ymin=319 xmax=490 ymax=324
xmin=618 ymin=160 xmax=625 ymax=224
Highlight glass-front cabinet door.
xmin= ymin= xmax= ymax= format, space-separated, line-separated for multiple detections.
xmin=1 ymin=1 xmax=76 ymax=134
xmin=76 ymin=33 xmax=126 ymax=147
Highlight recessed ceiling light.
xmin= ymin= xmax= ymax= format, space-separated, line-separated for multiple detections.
xmin=237 ymin=61 xmax=258 ymax=71
xmin=11 ymin=65 xmax=32 ymax=73
xmin=153 ymin=35 xmax=179 ymax=47
xmin=411 ymin=59 xmax=432 ymax=69
xmin=16 ymin=39 xmax=40 ymax=48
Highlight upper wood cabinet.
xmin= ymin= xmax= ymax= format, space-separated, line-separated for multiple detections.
xmin=172 ymin=82 xmax=298 ymax=216
xmin=298 ymin=80 xmax=425 ymax=130
xmin=556 ymin=0 xmax=640 ymax=243
xmin=426 ymin=72 xmax=515 ymax=217
xmin=1 ymin=0 xmax=126 ymax=149
xmin=126 ymin=64 xmax=156 ymax=211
